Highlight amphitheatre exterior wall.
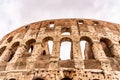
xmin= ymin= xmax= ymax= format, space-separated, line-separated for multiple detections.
xmin=0 ymin=19 xmax=120 ymax=80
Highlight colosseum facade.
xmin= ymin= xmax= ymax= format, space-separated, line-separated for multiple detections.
xmin=0 ymin=19 xmax=120 ymax=80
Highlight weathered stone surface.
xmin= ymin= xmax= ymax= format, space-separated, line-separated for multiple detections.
xmin=0 ymin=18 xmax=120 ymax=80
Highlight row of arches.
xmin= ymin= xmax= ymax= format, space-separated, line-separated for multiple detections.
xmin=0 ymin=36 xmax=116 ymax=62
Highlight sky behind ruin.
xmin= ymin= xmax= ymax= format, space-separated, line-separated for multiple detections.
xmin=0 ymin=0 xmax=120 ymax=39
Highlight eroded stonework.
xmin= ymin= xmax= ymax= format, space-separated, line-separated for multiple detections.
xmin=0 ymin=19 xmax=120 ymax=80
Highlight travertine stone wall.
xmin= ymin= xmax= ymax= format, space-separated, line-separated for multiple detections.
xmin=0 ymin=19 xmax=120 ymax=80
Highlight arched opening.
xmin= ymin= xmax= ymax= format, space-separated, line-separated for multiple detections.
xmin=48 ymin=40 xmax=53 ymax=54
xmin=42 ymin=50 xmax=46 ymax=55
xmin=42 ymin=37 xmax=53 ymax=55
xmin=7 ymin=36 xmax=13 ymax=43
xmin=33 ymin=78 xmax=44 ymax=80
xmin=78 ymin=20 xmax=84 ymax=24
xmin=61 ymin=27 xmax=71 ymax=36
xmin=60 ymin=38 xmax=72 ymax=60
xmin=0 ymin=46 xmax=6 ymax=56
xmin=80 ymin=36 xmax=95 ymax=60
xmin=9 ymin=78 xmax=16 ymax=80
xmin=28 ymin=45 xmax=34 ymax=53
xmin=26 ymin=39 xmax=36 ymax=54
xmin=100 ymin=38 xmax=114 ymax=57
xmin=7 ymin=42 xmax=20 ymax=62
xmin=61 ymin=77 xmax=72 ymax=80
xmin=80 ymin=41 xmax=86 ymax=60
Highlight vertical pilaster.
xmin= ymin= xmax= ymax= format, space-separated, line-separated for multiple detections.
xmin=92 ymin=42 xmax=107 ymax=59
xmin=26 ymin=42 xmax=42 ymax=69
xmin=110 ymin=44 xmax=120 ymax=58
xmin=49 ymin=41 xmax=60 ymax=69
xmin=72 ymin=41 xmax=84 ymax=69
xmin=0 ymin=47 xmax=11 ymax=62
xmin=6 ymin=44 xmax=27 ymax=70
xmin=92 ymin=42 xmax=112 ymax=74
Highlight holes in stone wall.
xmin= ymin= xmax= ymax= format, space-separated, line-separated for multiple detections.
xmin=26 ymin=39 xmax=36 ymax=53
xmin=61 ymin=27 xmax=71 ymax=36
xmin=93 ymin=21 xmax=99 ymax=26
xmin=7 ymin=42 xmax=20 ymax=62
xmin=42 ymin=50 xmax=46 ymax=55
xmin=0 ymin=46 xmax=6 ymax=56
xmin=62 ymin=32 xmax=70 ymax=35
xmin=80 ymin=37 xmax=95 ymax=60
xmin=78 ymin=20 xmax=84 ymax=24
xmin=100 ymin=38 xmax=114 ymax=57
xmin=7 ymin=36 xmax=13 ymax=43
xmin=49 ymin=22 xmax=54 ymax=28
xmin=28 ymin=45 xmax=34 ymax=53
xmin=60 ymin=38 xmax=72 ymax=60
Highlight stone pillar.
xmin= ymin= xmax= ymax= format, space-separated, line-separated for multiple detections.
xmin=49 ymin=41 xmax=60 ymax=69
xmin=71 ymin=21 xmax=84 ymax=69
xmin=0 ymin=47 xmax=13 ymax=62
xmin=92 ymin=42 xmax=107 ymax=59
xmin=92 ymin=42 xmax=112 ymax=74
xmin=110 ymin=44 xmax=120 ymax=58
xmin=26 ymin=42 xmax=42 ymax=69
xmin=9 ymin=44 xmax=27 ymax=62
xmin=6 ymin=44 xmax=27 ymax=70
xmin=72 ymin=41 xmax=84 ymax=69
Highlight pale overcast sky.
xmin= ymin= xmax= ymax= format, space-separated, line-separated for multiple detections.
xmin=0 ymin=0 xmax=120 ymax=39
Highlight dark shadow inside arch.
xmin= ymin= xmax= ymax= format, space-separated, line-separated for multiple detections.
xmin=26 ymin=39 xmax=36 ymax=53
xmin=9 ymin=78 xmax=16 ymax=80
xmin=100 ymin=38 xmax=114 ymax=57
xmin=7 ymin=42 xmax=20 ymax=62
xmin=80 ymin=36 xmax=95 ymax=60
xmin=61 ymin=77 xmax=72 ymax=80
xmin=33 ymin=78 xmax=44 ymax=80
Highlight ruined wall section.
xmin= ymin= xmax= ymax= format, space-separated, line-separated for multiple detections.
xmin=0 ymin=19 xmax=120 ymax=80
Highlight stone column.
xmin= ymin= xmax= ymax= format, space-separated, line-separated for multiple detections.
xmin=6 ymin=44 xmax=27 ymax=70
xmin=0 ymin=47 xmax=11 ymax=62
xmin=0 ymin=47 xmax=12 ymax=71
xmin=92 ymin=42 xmax=112 ymax=73
xmin=72 ymin=41 xmax=84 ymax=69
xmin=92 ymin=42 xmax=107 ymax=59
xmin=110 ymin=44 xmax=120 ymax=58
xmin=49 ymin=41 xmax=60 ymax=69
xmin=26 ymin=42 xmax=42 ymax=69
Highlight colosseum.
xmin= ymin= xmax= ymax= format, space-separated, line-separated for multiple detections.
xmin=0 ymin=18 xmax=120 ymax=80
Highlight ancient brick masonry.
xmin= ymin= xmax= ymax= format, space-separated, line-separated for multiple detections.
xmin=0 ymin=19 xmax=120 ymax=80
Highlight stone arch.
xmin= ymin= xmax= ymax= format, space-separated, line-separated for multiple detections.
xmin=26 ymin=39 xmax=36 ymax=53
xmin=100 ymin=37 xmax=114 ymax=57
xmin=80 ymin=36 xmax=95 ymax=60
xmin=42 ymin=36 xmax=53 ymax=55
xmin=32 ymin=77 xmax=44 ymax=80
xmin=0 ymin=46 xmax=6 ymax=56
xmin=7 ymin=42 xmax=20 ymax=62
xmin=60 ymin=37 xmax=73 ymax=60
xmin=9 ymin=78 xmax=16 ymax=80
xmin=61 ymin=77 xmax=72 ymax=80
xmin=7 ymin=36 xmax=13 ymax=43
